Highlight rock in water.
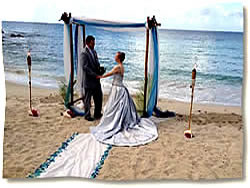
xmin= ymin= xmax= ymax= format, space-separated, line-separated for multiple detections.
xmin=10 ymin=33 xmax=24 ymax=38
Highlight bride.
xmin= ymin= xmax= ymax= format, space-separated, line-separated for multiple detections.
xmin=90 ymin=52 xmax=158 ymax=146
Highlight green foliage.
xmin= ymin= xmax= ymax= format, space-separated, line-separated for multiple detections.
xmin=146 ymin=75 xmax=153 ymax=102
xmin=134 ymin=76 xmax=153 ymax=116
xmin=58 ymin=81 xmax=67 ymax=101
xmin=135 ymin=81 xmax=145 ymax=116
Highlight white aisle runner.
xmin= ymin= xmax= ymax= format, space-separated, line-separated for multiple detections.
xmin=37 ymin=133 xmax=108 ymax=178
xmin=28 ymin=117 xmax=163 ymax=179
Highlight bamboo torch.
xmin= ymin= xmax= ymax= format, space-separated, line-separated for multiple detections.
xmin=184 ymin=65 xmax=197 ymax=138
xmin=27 ymin=51 xmax=39 ymax=117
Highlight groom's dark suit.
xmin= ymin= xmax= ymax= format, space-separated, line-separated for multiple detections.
xmin=80 ymin=46 xmax=103 ymax=119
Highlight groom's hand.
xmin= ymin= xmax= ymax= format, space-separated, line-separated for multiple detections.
xmin=99 ymin=66 xmax=106 ymax=75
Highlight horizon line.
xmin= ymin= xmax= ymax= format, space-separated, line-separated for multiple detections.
xmin=1 ymin=20 xmax=243 ymax=33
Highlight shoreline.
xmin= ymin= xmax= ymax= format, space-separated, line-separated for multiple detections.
xmin=5 ymin=80 xmax=242 ymax=115
xmin=4 ymin=68 xmax=242 ymax=107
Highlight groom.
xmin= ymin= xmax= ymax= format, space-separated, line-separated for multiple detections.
xmin=80 ymin=35 xmax=103 ymax=121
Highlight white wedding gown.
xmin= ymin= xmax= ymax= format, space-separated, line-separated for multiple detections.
xmin=90 ymin=73 xmax=158 ymax=146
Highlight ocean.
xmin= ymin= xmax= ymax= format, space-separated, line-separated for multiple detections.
xmin=1 ymin=21 xmax=243 ymax=106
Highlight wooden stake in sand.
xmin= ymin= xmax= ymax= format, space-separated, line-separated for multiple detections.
xmin=184 ymin=66 xmax=197 ymax=138
xmin=27 ymin=51 xmax=39 ymax=117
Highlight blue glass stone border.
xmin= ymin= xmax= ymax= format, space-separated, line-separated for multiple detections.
xmin=27 ymin=132 xmax=79 ymax=178
xmin=90 ymin=144 xmax=112 ymax=179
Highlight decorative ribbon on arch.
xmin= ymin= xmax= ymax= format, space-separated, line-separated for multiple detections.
xmin=146 ymin=26 xmax=159 ymax=116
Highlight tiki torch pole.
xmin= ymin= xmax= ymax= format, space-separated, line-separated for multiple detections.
xmin=27 ymin=51 xmax=39 ymax=117
xmin=27 ymin=51 xmax=32 ymax=110
xmin=184 ymin=66 xmax=197 ymax=138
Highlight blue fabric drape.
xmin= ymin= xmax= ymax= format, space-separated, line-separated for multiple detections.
xmin=146 ymin=27 xmax=159 ymax=116
xmin=71 ymin=17 xmax=146 ymax=28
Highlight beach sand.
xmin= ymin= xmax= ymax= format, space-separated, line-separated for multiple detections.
xmin=3 ymin=81 xmax=243 ymax=180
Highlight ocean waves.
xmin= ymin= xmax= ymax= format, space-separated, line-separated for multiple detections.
xmin=2 ymin=21 xmax=243 ymax=106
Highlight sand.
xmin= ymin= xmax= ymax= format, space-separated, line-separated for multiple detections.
xmin=3 ymin=81 xmax=243 ymax=180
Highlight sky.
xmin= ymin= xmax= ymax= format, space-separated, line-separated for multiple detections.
xmin=0 ymin=0 xmax=244 ymax=32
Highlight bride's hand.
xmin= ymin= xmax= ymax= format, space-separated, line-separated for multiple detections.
xmin=96 ymin=75 xmax=102 ymax=79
